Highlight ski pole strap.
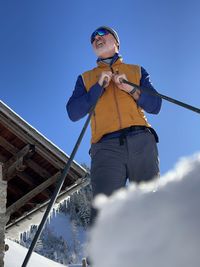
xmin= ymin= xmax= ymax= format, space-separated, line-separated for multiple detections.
xmin=122 ymin=79 xmax=200 ymax=114
xmin=129 ymin=87 xmax=137 ymax=95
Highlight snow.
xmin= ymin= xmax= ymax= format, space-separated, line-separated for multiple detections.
xmin=5 ymin=152 xmax=200 ymax=267
xmin=89 ymin=153 xmax=200 ymax=267
xmin=4 ymin=239 xmax=82 ymax=266
xmin=4 ymin=239 xmax=64 ymax=267
xmin=47 ymin=212 xmax=75 ymax=242
xmin=7 ymin=208 xmax=49 ymax=239
xmin=6 ymin=192 xmax=89 ymax=265
xmin=47 ymin=211 xmax=86 ymax=246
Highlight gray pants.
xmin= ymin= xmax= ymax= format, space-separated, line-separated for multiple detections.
xmin=90 ymin=130 xmax=159 ymax=224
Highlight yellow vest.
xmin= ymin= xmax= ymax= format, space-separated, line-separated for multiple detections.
xmin=82 ymin=58 xmax=150 ymax=143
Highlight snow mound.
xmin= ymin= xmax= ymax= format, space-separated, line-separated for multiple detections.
xmin=4 ymin=239 xmax=82 ymax=266
xmin=89 ymin=153 xmax=200 ymax=267
xmin=4 ymin=239 xmax=64 ymax=267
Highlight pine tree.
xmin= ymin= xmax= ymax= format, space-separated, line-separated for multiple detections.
xmin=18 ymin=163 xmax=92 ymax=264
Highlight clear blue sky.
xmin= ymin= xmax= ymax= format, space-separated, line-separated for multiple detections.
xmin=1 ymin=0 xmax=200 ymax=174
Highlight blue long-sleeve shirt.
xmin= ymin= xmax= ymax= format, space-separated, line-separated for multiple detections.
xmin=67 ymin=66 xmax=162 ymax=122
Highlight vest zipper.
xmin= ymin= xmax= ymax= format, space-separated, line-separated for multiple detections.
xmin=113 ymin=84 xmax=122 ymax=129
xmin=109 ymin=65 xmax=122 ymax=129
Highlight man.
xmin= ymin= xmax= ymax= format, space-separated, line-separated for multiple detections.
xmin=67 ymin=26 xmax=162 ymax=225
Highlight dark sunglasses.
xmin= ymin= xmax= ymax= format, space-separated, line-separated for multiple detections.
xmin=90 ymin=28 xmax=110 ymax=44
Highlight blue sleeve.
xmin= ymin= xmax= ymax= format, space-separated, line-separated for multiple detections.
xmin=137 ymin=67 xmax=162 ymax=114
xmin=66 ymin=75 xmax=104 ymax=121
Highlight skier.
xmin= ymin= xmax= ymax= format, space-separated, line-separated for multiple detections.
xmin=67 ymin=26 xmax=162 ymax=226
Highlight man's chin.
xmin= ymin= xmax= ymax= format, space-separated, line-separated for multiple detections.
xmin=94 ymin=47 xmax=116 ymax=58
xmin=94 ymin=47 xmax=107 ymax=57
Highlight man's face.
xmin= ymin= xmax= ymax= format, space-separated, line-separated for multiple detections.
xmin=92 ymin=33 xmax=118 ymax=58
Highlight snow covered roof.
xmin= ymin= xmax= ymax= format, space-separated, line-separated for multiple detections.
xmin=0 ymin=100 xmax=87 ymax=237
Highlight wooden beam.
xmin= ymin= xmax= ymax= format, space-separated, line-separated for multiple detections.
xmin=16 ymin=172 xmax=35 ymax=187
xmin=3 ymin=144 xmax=34 ymax=170
xmin=6 ymin=177 xmax=90 ymax=231
xmin=25 ymin=159 xmax=50 ymax=178
xmin=0 ymin=144 xmax=63 ymax=202
xmin=15 ymin=172 xmax=51 ymax=199
xmin=6 ymin=171 xmax=61 ymax=216
xmin=8 ymin=185 xmax=51 ymax=205
xmin=3 ymin=144 xmax=35 ymax=181
xmin=0 ymin=135 xmax=78 ymax=186
xmin=5 ymin=172 xmax=51 ymax=202
xmin=0 ymin=137 xmax=60 ymax=180
xmin=7 ymin=184 xmax=24 ymax=197
xmin=0 ymin=138 xmax=57 ymax=185
xmin=0 ymin=136 xmax=18 ymax=154
xmin=0 ymin=113 xmax=65 ymax=167
xmin=0 ymin=154 xmax=6 ymax=164
xmin=5 ymin=158 xmax=26 ymax=181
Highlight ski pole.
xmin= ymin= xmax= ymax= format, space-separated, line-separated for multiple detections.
xmin=21 ymin=83 xmax=106 ymax=267
xmin=122 ymin=79 xmax=200 ymax=114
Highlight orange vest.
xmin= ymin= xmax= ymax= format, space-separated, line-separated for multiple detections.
xmin=82 ymin=58 xmax=150 ymax=143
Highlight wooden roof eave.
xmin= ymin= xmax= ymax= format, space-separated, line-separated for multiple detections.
xmin=0 ymin=100 xmax=86 ymax=177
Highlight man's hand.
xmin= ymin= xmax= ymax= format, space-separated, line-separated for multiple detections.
xmin=113 ymin=73 xmax=141 ymax=100
xmin=98 ymin=71 xmax=113 ymax=88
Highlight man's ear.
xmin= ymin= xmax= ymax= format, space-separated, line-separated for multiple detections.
xmin=114 ymin=40 xmax=119 ymax=51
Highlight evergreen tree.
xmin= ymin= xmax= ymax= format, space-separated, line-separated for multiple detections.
xmin=19 ymin=163 xmax=92 ymax=264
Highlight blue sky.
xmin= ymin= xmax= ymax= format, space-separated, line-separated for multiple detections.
xmin=0 ymin=0 xmax=200 ymax=174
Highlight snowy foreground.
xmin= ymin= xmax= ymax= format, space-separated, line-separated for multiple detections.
xmin=4 ymin=239 xmax=81 ymax=267
xmin=5 ymin=153 xmax=200 ymax=267
xmin=89 ymin=153 xmax=200 ymax=267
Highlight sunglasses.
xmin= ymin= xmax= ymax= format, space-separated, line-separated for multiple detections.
xmin=90 ymin=28 xmax=110 ymax=44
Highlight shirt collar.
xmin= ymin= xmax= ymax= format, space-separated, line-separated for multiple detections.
xmin=97 ymin=53 xmax=123 ymax=67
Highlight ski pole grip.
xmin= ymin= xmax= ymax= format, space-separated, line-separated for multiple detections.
xmin=121 ymin=78 xmax=138 ymax=94
xmin=121 ymin=79 xmax=140 ymax=88
xmin=102 ymin=77 xmax=109 ymax=88
xmin=121 ymin=78 xmax=200 ymax=114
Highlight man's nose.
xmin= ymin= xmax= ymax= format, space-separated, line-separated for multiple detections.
xmin=94 ymin=35 xmax=103 ymax=42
